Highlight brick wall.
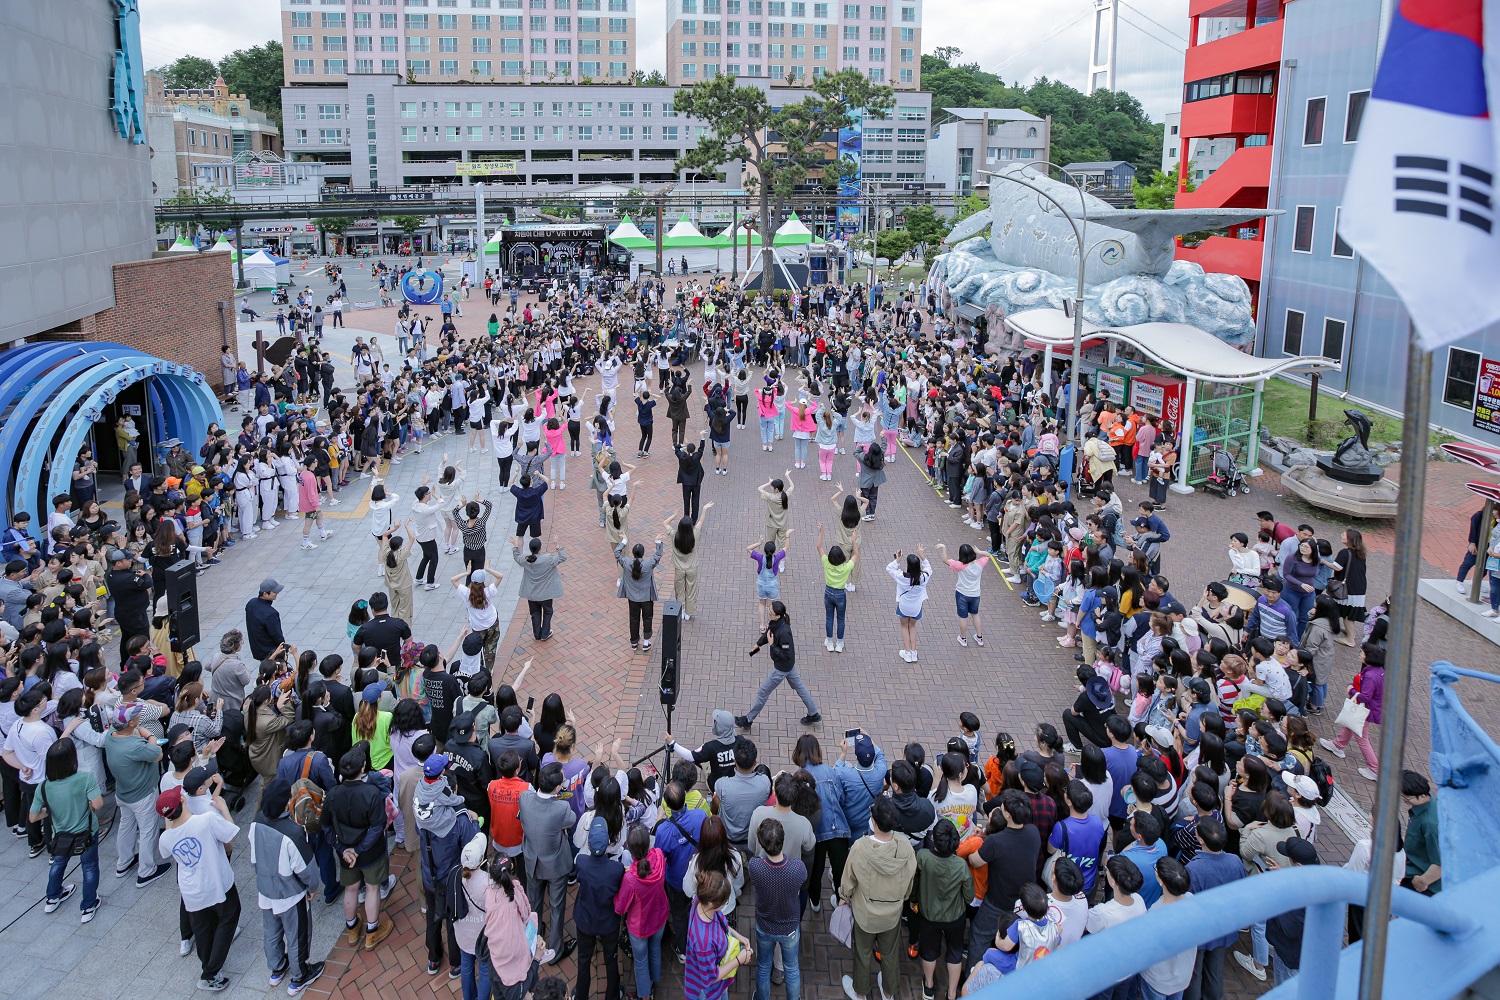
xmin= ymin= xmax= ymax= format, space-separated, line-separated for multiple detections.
xmin=49 ymin=252 xmax=237 ymax=379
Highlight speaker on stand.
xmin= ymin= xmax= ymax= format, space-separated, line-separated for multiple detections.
xmin=164 ymin=558 xmax=201 ymax=654
xmin=633 ymin=601 xmax=682 ymax=780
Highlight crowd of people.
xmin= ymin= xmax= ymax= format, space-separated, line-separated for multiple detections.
xmin=0 ymin=261 xmax=1450 ymax=1000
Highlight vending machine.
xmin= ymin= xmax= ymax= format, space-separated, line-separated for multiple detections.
xmin=1129 ymin=374 xmax=1187 ymax=427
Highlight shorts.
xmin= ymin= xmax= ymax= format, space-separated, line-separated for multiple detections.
xmin=338 ymin=853 xmax=390 ymax=888
xmin=918 ymin=915 xmax=967 ymax=964
xmin=517 ymin=520 xmax=541 ymax=538
xmin=712 ymin=439 xmax=730 ymax=451
xmin=898 ymin=606 xmax=923 ymax=622
xmin=757 ymin=581 xmax=780 ymax=601
xmin=955 ymin=592 xmax=981 ymax=618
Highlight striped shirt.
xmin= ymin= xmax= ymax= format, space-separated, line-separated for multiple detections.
xmin=684 ymin=907 xmax=730 ymax=1000
xmin=453 ymin=499 xmax=492 ymax=550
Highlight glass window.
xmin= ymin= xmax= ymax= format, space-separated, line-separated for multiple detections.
xmin=1444 ymin=347 xmax=1482 ymax=408
xmin=401 ymin=125 xmax=419 ymax=141
xmin=1345 ymin=90 xmax=1369 ymax=142
xmin=1282 ymin=310 xmax=1304 ymax=355
xmin=1320 ymin=318 xmax=1346 ymax=362
xmin=1292 ymin=205 xmax=1315 ymax=252
xmin=292 ymin=34 xmax=314 ymax=50
xmin=1331 ymin=206 xmax=1354 ymax=258
xmin=1304 ymin=97 xmax=1326 ymax=145
xmin=472 ymin=58 xmax=492 ymax=73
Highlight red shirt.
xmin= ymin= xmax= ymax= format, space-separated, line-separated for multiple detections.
xmin=486 ymin=777 xmax=528 ymax=849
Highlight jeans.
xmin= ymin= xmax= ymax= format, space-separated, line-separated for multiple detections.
xmin=638 ymin=424 xmax=654 ymax=454
xmin=794 ymin=438 xmax=810 ymax=463
xmin=262 ymin=897 xmax=312 ymax=980
xmin=824 ymin=586 xmax=847 ymax=639
xmin=1184 ymin=944 xmax=1227 ymax=1000
xmin=460 ymin=948 xmax=492 ymax=1000
xmin=528 ymin=599 xmax=554 ymax=640
xmin=1134 ymin=455 xmax=1149 ymax=482
xmin=755 ymin=926 xmax=801 ymax=1000
xmin=187 ymin=885 xmax=242 ymax=980
xmin=760 ymin=415 xmax=777 ymax=445
xmin=967 ymin=901 xmax=1010 ymax=975
xmin=1138 ymin=980 xmax=1184 ymax=1000
xmin=576 ymin=926 xmax=620 ymax=1000
xmin=47 ymin=834 xmax=99 ymax=910
xmin=417 ymin=539 xmax=440 ymax=585
xmin=1286 ymin=585 xmax=1316 ymax=635
xmin=1250 ymin=921 xmax=1268 ymax=965
xmin=1090 ymin=975 xmax=1138 ymax=1000
xmin=628 ymin=600 xmax=654 ymax=645
xmin=681 ymin=484 xmax=701 ymax=522
xmin=115 ymin=793 xmax=160 ymax=877
xmin=550 ymin=454 xmax=566 ymax=483
xmin=629 ymin=927 xmax=664 ymax=1000
xmin=1271 ymin=954 xmax=1295 ymax=987
xmin=745 ymin=666 xmax=818 ymax=722
xmin=1490 ymin=569 xmax=1500 ymax=612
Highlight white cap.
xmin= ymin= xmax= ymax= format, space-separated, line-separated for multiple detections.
xmin=461 ymin=831 xmax=488 ymax=869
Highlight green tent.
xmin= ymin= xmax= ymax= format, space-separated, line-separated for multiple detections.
xmin=772 ymin=212 xmax=818 ymax=246
xmin=608 ymin=215 xmax=654 ymax=249
xmin=662 ymin=213 xmax=714 ymax=248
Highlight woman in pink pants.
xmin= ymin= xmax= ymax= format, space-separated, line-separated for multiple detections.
xmin=1320 ymin=644 xmax=1385 ymax=781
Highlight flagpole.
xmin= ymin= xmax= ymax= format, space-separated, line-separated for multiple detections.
xmin=1356 ymin=320 xmax=1431 ymax=1000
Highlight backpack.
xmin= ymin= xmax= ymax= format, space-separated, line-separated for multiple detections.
xmin=1096 ymin=441 xmax=1116 ymax=463
xmin=1308 ymin=756 xmax=1336 ymax=807
xmin=1014 ymin=915 xmax=1060 ymax=968
xmin=444 ymin=863 xmax=469 ymax=921
xmin=288 ymin=753 xmax=326 ymax=835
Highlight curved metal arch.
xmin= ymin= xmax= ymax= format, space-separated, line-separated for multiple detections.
xmin=0 ymin=343 xmax=92 ymax=423
xmin=1 ymin=352 xmax=141 ymax=524
xmin=42 ymin=359 xmax=219 ymax=510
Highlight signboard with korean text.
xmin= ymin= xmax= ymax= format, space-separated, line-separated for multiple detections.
xmin=1475 ymin=357 xmax=1500 ymax=435
xmin=455 ymin=160 xmax=520 ymax=176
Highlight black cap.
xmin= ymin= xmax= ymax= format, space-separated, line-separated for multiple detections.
xmin=1276 ymin=837 xmax=1320 ymax=866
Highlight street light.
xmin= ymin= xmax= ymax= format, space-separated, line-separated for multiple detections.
xmin=976 ymin=163 xmax=1122 ymax=483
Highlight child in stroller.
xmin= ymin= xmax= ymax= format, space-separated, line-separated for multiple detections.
xmin=1205 ymin=446 xmax=1247 ymax=498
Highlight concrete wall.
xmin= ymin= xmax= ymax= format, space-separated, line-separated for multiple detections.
xmin=0 ymin=0 xmax=156 ymax=347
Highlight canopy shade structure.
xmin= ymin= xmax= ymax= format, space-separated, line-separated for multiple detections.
xmin=240 ymin=248 xmax=287 ymax=290
xmin=167 ymin=237 xmax=197 ymax=252
xmin=663 ymin=213 xmax=714 ymax=248
xmin=1004 ymin=308 xmax=1342 ymax=385
xmin=773 ymin=212 xmax=817 ymax=246
xmin=607 ymin=215 xmax=654 ymax=249
xmin=209 ymin=237 xmax=240 ymax=260
xmin=0 ymin=342 xmax=222 ymax=526
xmin=710 ymin=224 xmax=758 ymax=248
xmin=739 ymin=247 xmax=809 ymax=292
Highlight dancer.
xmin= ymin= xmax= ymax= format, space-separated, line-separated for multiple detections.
xmin=759 ymin=474 xmax=794 ymax=552
xmin=816 ymin=523 xmax=858 ymax=653
xmin=664 ymin=502 xmax=712 ymax=623
xmin=736 ymin=601 xmax=820 ymax=729
xmin=933 ymin=542 xmax=985 ymax=648
xmin=887 ymin=548 xmax=932 ymax=662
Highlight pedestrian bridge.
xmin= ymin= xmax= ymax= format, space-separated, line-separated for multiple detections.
xmin=974 ymin=661 xmax=1500 ymax=999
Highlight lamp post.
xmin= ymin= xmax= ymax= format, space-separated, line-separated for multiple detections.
xmin=976 ymin=164 xmax=1117 ymax=484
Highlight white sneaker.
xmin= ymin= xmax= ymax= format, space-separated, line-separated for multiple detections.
xmin=1457 ymin=580 xmax=1469 ymax=594
xmin=956 ymin=634 xmax=968 ymax=647
xmin=842 ymin=976 xmax=865 ymax=1000
xmin=1483 ymin=609 xmax=1500 ymax=618
xmin=826 ymin=637 xmax=835 ymax=651
xmin=898 ymin=649 xmax=911 ymax=662
xmin=1319 ymin=737 xmax=1346 ymax=759
xmin=1040 ymin=612 xmax=1057 ymax=622
xmin=835 ymin=640 xmax=844 ymax=653
xmin=180 ymin=938 xmax=195 ymax=957
xmin=1062 ymin=742 xmax=1080 ymax=754
xmin=320 ymin=530 xmax=333 ymax=539
xmin=1358 ymin=767 xmax=1378 ymax=781
xmin=301 ymin=540 xmax=317 ymax=550
xmin=1233 ymin=952 xmax=1266 ymax=982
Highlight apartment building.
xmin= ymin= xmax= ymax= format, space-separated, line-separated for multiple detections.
xmin=145 ymin=72 xmax=282 ymax=199
xmin=1256 ymin=0 xmax=1500 ymax=444
xmin=1160 ymin=111 xmax=1231 ymax=183
xmin=280 ymin=0 xmax=638 ymax=86
xmin=283 ymin=74 xmax=738 ymax=191
xmin=1170 ymin=0 xmax=1287 ymax=302
xmin=663 ymin=0 xmax=921 ymax=88
xmin=926 ymin=108 xmax=1050 ymax=196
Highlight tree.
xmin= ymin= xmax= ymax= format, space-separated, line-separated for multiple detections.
xmin=218 ymin=41 xmax=284 ymax=126
xmin=675 ymin=68 xmax=893 ymax=294
xmin=1132 ymin=161 xmax=1193 ymax=210
xmin=384 ymin=215 xmax=428 ymax=237
xmin=638 ymin=70 xmax=667 ymax=87
xmin=160 ymin=55 xmax=218 ymax=89
xmin=874 ymin=228 xmax=914 ymax=263
xmin=953 ymin=192 xmax=987 ymax=222
xmin=903 ymin=203 xmax=950 ymax=245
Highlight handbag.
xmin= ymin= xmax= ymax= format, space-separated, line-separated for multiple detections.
xmin=1326 ymin=579 xmax=1349 ymax=602
xmin=829 ymin=901 xmax=854 ymax=949
xmin=1334 ymin=695 xmax=1370 ymax=733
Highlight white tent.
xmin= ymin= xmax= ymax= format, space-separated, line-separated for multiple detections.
xmin=608 ymin=215 xmax=654 ymax=249
xmin=663 ymin=214 xmax=713 ymax=248
xmin=208 ymin=237 xmax=240 ymax=261
xmin=773 ymin=212 xmax=817 ymax=246
xmin=167 ymin=236 xmax=198 ymax=253
xmin=241 ymin=249 xmax=283 ymax=291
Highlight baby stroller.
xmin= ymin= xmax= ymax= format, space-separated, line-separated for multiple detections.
xmin=1205 ymin=446 xmax=1248 ymax=498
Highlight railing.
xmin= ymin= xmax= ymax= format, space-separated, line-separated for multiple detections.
xmin=972 ymin=661 xmax=1500 ymax=1000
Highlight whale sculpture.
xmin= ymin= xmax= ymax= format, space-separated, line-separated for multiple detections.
xmin=943 ymin=163 xmax=1279 ymax=285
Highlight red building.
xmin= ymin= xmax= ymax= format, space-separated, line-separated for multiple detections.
xmin=1174 ymin=0 xmax=1289 ymax=303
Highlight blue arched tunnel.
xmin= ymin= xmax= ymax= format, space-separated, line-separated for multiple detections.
xmin=0 ymin=342 xmax=223 ymax=527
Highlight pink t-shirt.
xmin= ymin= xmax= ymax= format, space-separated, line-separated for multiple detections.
xmin=788 ymin=400 xmax=819 ymax=434
xmin=297 ymin=470 xmax=322 ymax=513
xmin=756 ymin=389 xmax=781 ymax=418
xmin=544 ymin=422 xmax=566 ymax=453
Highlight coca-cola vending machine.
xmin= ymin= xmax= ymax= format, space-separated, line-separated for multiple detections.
xmin=1129 ymin=374 xmax=1186 ymax=428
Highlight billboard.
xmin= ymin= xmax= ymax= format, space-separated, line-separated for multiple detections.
xmin=837 ymin=112 xmax=862 ymax=236
xmin=455 ymin=160 xmax=520 ymax=176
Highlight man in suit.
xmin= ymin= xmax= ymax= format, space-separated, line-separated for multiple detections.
xmin=518 ymin=763 xmax=577 ymax=963
xmin=319 ymin=655 xmax=356 ymax=764
xmin=122 ymin=463 xmax=147 ymax=497
xmin=675 ymin=433 xmax=707 ymax=521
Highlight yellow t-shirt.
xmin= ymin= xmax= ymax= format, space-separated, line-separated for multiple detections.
xmin=823 ymin=554 xmax=854 ymax=589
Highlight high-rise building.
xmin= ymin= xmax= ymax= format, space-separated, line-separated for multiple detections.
xmin=280 ymin=0 xmax=638 ymax=86
xmin=663 ymin=0 xmax=921 ymax=89
xmin=1171 ymin=0 xmax=1287 ymax=303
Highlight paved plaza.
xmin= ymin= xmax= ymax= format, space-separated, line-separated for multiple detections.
xmin=0 ymin=266 xmax=1495 ymax=1000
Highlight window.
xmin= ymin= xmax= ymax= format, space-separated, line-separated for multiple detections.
xmin=1320 ymin=318 xmax=1346 ymax=362
xmin=768 ymin=0 xmax=784 ymax=12
xmin=292 ymin=11 xmax=313 ymax=25
xmin=1444 ymin=347 xmax=1482 ymax=408
xmin=609 ymin=16 xmax=627 ymax=30
xmin=473 ymin=36 xmax=491 ymax=51
xmin=1331 ymin=206 xmax=1354 ymax=258
xmin=319 ymin=128 xmax=345 ymax=142
xmin=580 ymin=59 xmax=600 ymax=75
xmin=1292 ymin=205 xmax=1316 ymax=253
xmin=870 ymin=4 xmax=884 ymax=17
xmin=531 ymin=37 xmax=547 ymax=52
xmin=867 ymin=46 xmax=883 ymax=61
xmin=380 ymin=10 xmax=397 ymax=24
xmin=813 ymin=24 xmax=826 ymax=37
xmin=438 ymin=11 xmax=458 ymax=26
xmin=768 ymin=42 xmax=784 ymax=57
xmin=382 ymin=57 xmax=400 ymax=71
xmin=401 ymin=125 xmax=419 ymax=141
xmin=578 ymin=124 xmax=593 ymax=139
xmin=791 ymin=1 xmax=804 ymax=13
xmin=406 ymin=58 xmax=430 ymax=73
xmin=294 ymin=104 xmax=309 ymax=120
xmin=899 ymin=4 xmax=913 ymax=19
xmin=323 ymin=58 xmax=348 ymax=73
xmin=500 ymin=36 xmax=523 ymax=51
xmin=812 ymin=44 xmax=826 ymax=58
xmin=510 ymin=125 xmax=525 ymax=140
xmin=381 ymin=35 xmax=399 ymax=49
xmin=406 ymin=12 xmax=429 ymax=26
xmin=530 ymin=14 xmax=546 ymax=28
xmin=1345 ymin=90 xmax=1369 ymax=143
xmin=501 ymin=58 xmax=524 ymax=74
xmin=580 ymin=37 xmax=600 ymax=52
xmin=501 ymin=13 xmax=522 ymax=26
xmin=555 ymin=14 xmax=571 ymax=28
xmin=867 ymin=25 xmax=883 ymax=39
xmin=681 ymin=41 xmax=697 ymax=54
xmin=841 ymin=44 xmax=857 ymax=60
xmin=408 ymin=35 xmax=430 ymax=50
xmin=1282 ymin=309 xmax=1305 ymax=355
xmin=682 ymin=19 xmax=696 ymax=32
xmin=580 ymin=15 xmax=600 ymax=28
xmin=813 ymin=1 xmax=826 ymax=13
xmin=439 ymin=36 xmax=458 ymax=51
xmin=619 ymin=101 xmax=634 ymax=116
xmin=472 ymin=13 xmax=490 ymax=25
xmin=1303 ymin=96 xmax=1326 ymax=145
xmin=663 ymin=125 xmax=680 ymax=140
xmin=843 ymin=3 xmax=858 ymax=15
xmin=472 ymin=58 xmax=491 ymax=73
xmin=609 ymin=39 xmax=627 ymax=53
xmin=1168 ymin=146 xmax=1177 ymax=158
xmin=899 ymin=46 xmax=912 ymax=62
xmin=445 ymin=125 xmax=461 ymax=140
xmin=292 ymin=33 xmax=314 ymax=50
xmin=619 ymin=125 xmax=633 ymax=139
xmin=355 ymin=35 xmax=373 ymax=50
xmin=578 ymin=101 xmax=593 ymax=116
xmin=321 ymin=11 xmax=345 ymax=26
xmin=467 ymin=101 xmax=484 ymax=116
xmin=295 ymin=128 xmax=308 ymax=144
xmin=896 ymin=127 xmax=924 ymax=142
xmin=445 ymin=101 xmax=461 ymax=117
xmin=898 ymin=26 xmax=912 ymax=40
xmin=318 ymin=103 xmax=344 ymax=119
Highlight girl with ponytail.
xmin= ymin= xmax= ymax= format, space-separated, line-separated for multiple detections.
xmin=615 ymin=826 xmax=669 ymax=1000
xmin=614 ymin=536 xmax=664 ymax=653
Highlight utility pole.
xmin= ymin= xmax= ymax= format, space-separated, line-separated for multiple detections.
xmin=655 ymin=195 xmax=664 ymax=276
xmin=731 ymin=201 xmax=739 ymax=283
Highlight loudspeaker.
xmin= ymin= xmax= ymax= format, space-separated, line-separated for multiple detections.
xmin=658 ymin=601 xmax=682 ymax=706
xmin=164 ymin=559 xmax=201 ymax=651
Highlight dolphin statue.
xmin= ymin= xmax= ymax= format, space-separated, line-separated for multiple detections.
xmin=943 ymin=163 xmax=1281 ymax=285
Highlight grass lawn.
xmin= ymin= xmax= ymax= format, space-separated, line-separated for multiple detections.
xmin=1259 ymin=377 xmax=1454 ymax=449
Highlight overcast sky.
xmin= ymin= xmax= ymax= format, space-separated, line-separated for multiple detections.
xmin=138 ymin=0 xmax=1186 ymax=118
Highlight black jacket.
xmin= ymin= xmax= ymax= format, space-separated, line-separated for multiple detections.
xmin=675 ymin=441 xmax=706 ymax=486
xmin=754 ymin=617 xmax=795 ymax=673
xmin=443 ymin=738 xmax=493 ymax=820
xmin=324 ymin=778 xmax=387 ymax=867
xmin=107 ymin=567 xmax=153 ymax=633
xmin=486 ymin=732 xmax=540 ymax=784
xmin=245 ymin=596 xmax=285 ymax=661
xmin=574 ymin=852 xmax=625 ymax=936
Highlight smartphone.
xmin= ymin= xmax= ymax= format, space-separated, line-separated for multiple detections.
xmin=525 ymin=696 xmax=535 ymax=711
xmin=844 ymin=728 xmax=860 ymax=739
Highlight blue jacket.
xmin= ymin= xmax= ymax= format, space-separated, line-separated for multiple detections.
xmin=803 ymin=762 xmax=850 ymax=841
xmin=417 ymin=811 xmax=480 ymax=892
xmin=510 ymin=482 xmax=548 ymax=524
xmin=276 ymin=747 xmax=336 ymax=791
xmin=654 ymin=807 xmax=706 ymax=889
xmin=833 ymin=746 xmax=888 ymax=836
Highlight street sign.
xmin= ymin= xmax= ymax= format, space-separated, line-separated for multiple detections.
xmin=322 ymin=191 xmax=436 ymax=203
xmin=455 ymin=160 xmax=519 ymax=176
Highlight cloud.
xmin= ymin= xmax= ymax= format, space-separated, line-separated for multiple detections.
xmin=138 ymin=0 xmax=1185 ymax=118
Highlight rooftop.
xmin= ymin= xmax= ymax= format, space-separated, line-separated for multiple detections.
xmin=939 ymin=107 xmax=1043 ymax=123
xmin=1063 ymin=160 xmax=1136 ymax=171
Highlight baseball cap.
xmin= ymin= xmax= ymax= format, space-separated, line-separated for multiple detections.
xmin=155 ymin=786 xmax=185 ymax=817
xmin=191 ymin=465 xmax=205 ymax=474
xmin=449 ymin=712 xmax=476 ymax=741
xmin=112 ymin=704 xmax=143 ymax=730
xmin=259 ymin=578 xmax=284 ymax=594
xmin=1130 ymin=516 xmax=1149 ymax=528
xmin=422 ymin=754 xmax=450 ymax=779
xmin=1276 ymin=837 xmax=1320 ymax=866
xmin=853 ymin=734 xmax=876 ymax=767
xmin=469 ymin=570 xmax=487 ymax=584
xmin=165 ymin=477 xmax=182 ymax=488
xmin=1143 ymin=724 xmax=1175 ymax=748
xmin=461 ymin=632 xmax=484 ymax=656
xmin=1160 ymin=600 xmax=1188 ymax=617
xmin=108 ymin=549 xmax=132 ymax=563
xmin=183 ymin=761 xmax=219 ymax=796
xmin=1286 ymin=774 xmax=1321 ymax=802
xmin=361 ymin=680 xmax=387 ymax=703
xmin=461 ymin=831 xmax=488 ymax=869
xmin=1018 ymin=760 xmax=1045 ymax=791
xmin=588 ymin=815 xmax=611 ymax=856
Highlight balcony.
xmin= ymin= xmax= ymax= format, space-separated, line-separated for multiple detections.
xmin=1185 ymin=17 xmax=1283 ymax=79
xmin=1181 ymin=91 xmax=1276 ymax=140
xmin=1176 ymin=234 xmax=1265 ymax=284
xmin=1176 ymin=144 xmax=1271 ymax=209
